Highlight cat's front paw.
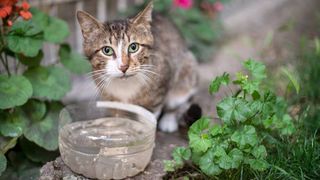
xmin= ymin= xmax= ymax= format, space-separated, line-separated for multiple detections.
xmin=159 ymin=113 xmax=178 ymax=133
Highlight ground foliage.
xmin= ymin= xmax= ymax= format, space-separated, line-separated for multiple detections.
xmin=0 ymin=6 xmax=91 ymax=178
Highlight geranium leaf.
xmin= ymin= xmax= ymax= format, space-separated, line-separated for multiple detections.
xmin=247 ymin=159 xmax=269 ymax=171
xmin=172 ymin=147 xmax=191 ymax=166
xmin=31 ymin=8 xmax=69 ymax=43
xmin=17 ymin=50 xmax=43 ymax=67
xmin=188 ymin=117 xmax=212 ymax=152
xmin=199 ymin=148 xmax=222 ymax=176
xmin=243 ymin=59 xmax=266 ymax=82
xmin=0 ymin=109 xmax=27 ymax=137
xmin=0 ymin=75 xmax=33 ymax=109
xmin=210 ymin=124 xmax=223 ymax=137
xmin=231 ymin=125 xmax=258 ymax=149
xmin=228 ymin=148 xmax=243 ymax=168
xmin=59 ymin=44 xmax=91 ymax=74
xmin=217 ymin=97 xmax=253 ymax=124
xmin=251 ymin=145 xmax=267 ymax=159
xmin=24 ymin=66 xmax=71 ymax=100
xmin=6 ymin=21 xmax=43 ymax=57
xmin=24 ymin=102 xmax=63 ymax=151
xmin=19 ymin=137 xmax=59 ymax=163
xmin=22 ymin=99 xmax=46 ymax=121
xmin=209 ymin=72 xmax=229 ymax=94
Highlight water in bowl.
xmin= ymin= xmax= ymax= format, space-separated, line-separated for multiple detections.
xmin=59 ymin=117 xmax=155 ymax=179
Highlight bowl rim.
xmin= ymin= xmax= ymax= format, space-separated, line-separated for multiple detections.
xmin=96 ymin=101 xmax=157 ymax=125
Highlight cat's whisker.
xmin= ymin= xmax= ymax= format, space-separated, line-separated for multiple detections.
xmin=140 ymin=69 xmax=159 ymax=76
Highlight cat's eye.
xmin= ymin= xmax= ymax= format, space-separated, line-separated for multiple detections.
xmin=102 ymin=46 xmax=114 ymax=56
xmin=128 ymin=43 xmax=139 ymax=53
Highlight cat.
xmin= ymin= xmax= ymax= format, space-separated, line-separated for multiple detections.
xmin=77 ymin=1 xmax=198 ymax=132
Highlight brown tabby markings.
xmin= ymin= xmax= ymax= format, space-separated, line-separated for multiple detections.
xmin=77 ymin=2 xmax=198 ymax=131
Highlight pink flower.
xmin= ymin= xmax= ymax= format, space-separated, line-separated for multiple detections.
xmin=213 ymin=1 xmax=224 ymax=12
xmin=173 ymin=0 xmax=193 ymax=10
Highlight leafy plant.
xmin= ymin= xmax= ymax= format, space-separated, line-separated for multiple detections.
xmin=127 ymin=0 xmax=229 ymax=61
xmin=0 ymin=1 xmax=91 ymax=177
xmin=164 ymin=59 xmax=295 ymax=177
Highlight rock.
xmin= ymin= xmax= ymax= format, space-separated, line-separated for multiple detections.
xmin=39 ymin=131 xmax=187 ymax=180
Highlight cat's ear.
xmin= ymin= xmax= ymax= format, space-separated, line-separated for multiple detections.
xmin=77 ymin=11 xmax=105 ymax=40
xmin=130 ymin=1 xmax=153 ymax=25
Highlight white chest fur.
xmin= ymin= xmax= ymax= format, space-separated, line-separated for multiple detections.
xmin=105 ymin=76 xmax=143 ymax=103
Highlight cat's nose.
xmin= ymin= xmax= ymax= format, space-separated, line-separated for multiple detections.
xmin=119 ymin=65 xmax=129 ymax=73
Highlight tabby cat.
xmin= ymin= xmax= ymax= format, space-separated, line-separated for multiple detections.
xmin=77 ymin=1 xmax=198 ymax=132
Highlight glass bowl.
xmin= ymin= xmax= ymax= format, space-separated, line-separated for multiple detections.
xmin=59 ymin=101 xmax=156 ymax=180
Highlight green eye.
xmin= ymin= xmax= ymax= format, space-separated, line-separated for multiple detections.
xmin=102 ymin=46 xmax=114 ymax=56
xmin=128 ymin=43 xmax=139 ymax=53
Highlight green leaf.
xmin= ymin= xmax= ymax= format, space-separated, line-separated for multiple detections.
xmin=228 ymin=148 xmax=243 ymax=168
xmin=199 ymin=149 xmax=222 ymax=176
xmin=59 ymin=44 xmax=91 ymax=74
xmin=17 ymin=51 xmax=43 ymax=67
xmin=209 ymin=72 xmax=230 ymax=94
xmin=0 ymin=154 xmax=7 ymax=176
xmin=231 ymin=125 xmax=258 ymax=149
xmin=44 ymin=17 xmax=69 ymax=43
xmin=243 ymin=59 xmax=266 ymax=81
xmin=24 ymin=102 xmax=63 ymax=151
xmin=0 ymin=75 xmax=33 ymax=109
xmin=189 ymin=117 xmax=211 ymax=134
xmin=0 ymin=109 xmax=27 ymax=137
xmin=22 ymin=100 xmax=46 ymax=121
xmin=31 ymin=8 xmax=69 ymax=43
xmin=210 ymin=124 xmax=223 ymax=137
xmin=214 ymin=147 xmax=232 ymax=170
xmin=163 ymin=160 xmax=175 ymax=172
xmin=275 ymin=114 xmax=295 ymax=135
xmin=172 ymin=147 xmax=191 ymax=166
xmin=6 ymin=21 xmax=42 ymax=57
xmin=217 ymin=97 xmax=253 ymax=124
xmin=247 ymin=159 xmax=269 ymax=171
xmin=24 ymin=66 xmax=71 ymax=100
xmin=251 ymin=145 xmax=267 ymax=159
xmin=188 ymin=117 xmax=212 ymax=152
xmin=20 ymin=137 xmax=59 ymax=163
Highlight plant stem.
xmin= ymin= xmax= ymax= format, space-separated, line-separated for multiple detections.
xmin=0 ymin=54 xmax=10 ymax=76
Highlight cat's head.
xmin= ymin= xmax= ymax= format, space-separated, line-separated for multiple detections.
xmin=77 ymin=2 xmax=154 ymax=78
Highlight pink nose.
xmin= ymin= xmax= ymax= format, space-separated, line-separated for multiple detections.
xmin=119 ymin=65 xmax=129 ymax=73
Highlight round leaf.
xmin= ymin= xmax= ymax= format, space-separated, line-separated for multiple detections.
xmin=0 ymin=75 xmax=33 ymax=109
xmin=199 ymin=149 xmax=222 ymax=176
xmin=22 ymin=99 xmax=46 ymax=122
xmin=251 ymin=145 xmax=267 ymax=159
xmin=24 ymin=103 xmax=63 ymax=151
xmin=30 ymin=8 xmax=69 ymax=43
xmin=24 ymin=66 xmax=71 ymax=100
xmin=20 ymin=138 xmax=59 ymax=163
xmin=231 ymin=125 xmax=258 ymax=149
xmin=217 ymin=97 xmax=253 ymax=124
xmin=247 ymin=159 xmax=269 ymax=171
xmin=17 ymin=51 xmax=43 ymax=67
xmin=0 ymin=154 xmax=6 ymax=176
xmin=6 ymin=21 xmax=43 ymax=57
xmin=228 ymin=148 xmax=243 ymax=168
xmin=59 ymin=44 xmax=91 ymax=74
xmin=44 ymin=17 xmax=69 ymax=43
xmin=0 ymin=109 xmax=27 ymax=137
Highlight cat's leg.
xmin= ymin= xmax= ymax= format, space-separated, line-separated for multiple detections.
xmin=159 ymin=91 xmax=195 ymax=132
xmin=159 ymin=51 xmax=198 ymax=132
